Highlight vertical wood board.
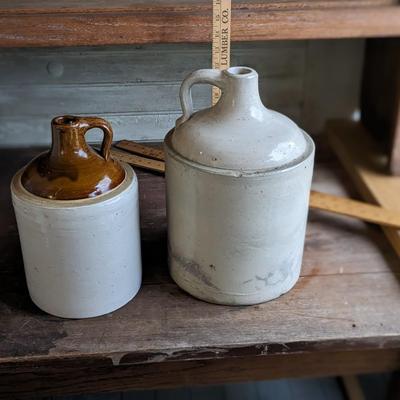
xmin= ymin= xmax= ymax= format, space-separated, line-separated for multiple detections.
xmin=327 ymin=120 xmax=400 ymax=257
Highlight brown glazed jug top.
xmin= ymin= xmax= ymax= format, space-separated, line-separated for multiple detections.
xmin=21 ymin=116 xmax=125 ymax=200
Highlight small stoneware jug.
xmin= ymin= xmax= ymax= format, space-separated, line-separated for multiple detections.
xmin=21 ymin=115 xmax=124 ymax=200
xmin=11 ymin=116 xmax=142 ymax=318
xmin=164 ymin=67 xmax=315 ymax=305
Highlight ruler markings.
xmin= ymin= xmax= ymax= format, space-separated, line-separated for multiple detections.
xmin=212 ymin=0 xmax=231 ymax=105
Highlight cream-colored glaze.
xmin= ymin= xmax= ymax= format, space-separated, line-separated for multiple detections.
xmin=11 ymin=163 xmax=142 ymax=318
xmin=172 ymin=67 xmax=308 ymax=171
xmin=165 ymin=66 xmax=315 ymax=305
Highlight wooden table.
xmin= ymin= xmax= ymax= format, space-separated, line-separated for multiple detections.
xmin=0 ymin=143 xmax=399 ymax=398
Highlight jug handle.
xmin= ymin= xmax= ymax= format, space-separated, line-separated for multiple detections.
xmin=79 ymin=117 xmax=113 ymax=161
xmin=176 ymin=69 xmax=226 ymax=128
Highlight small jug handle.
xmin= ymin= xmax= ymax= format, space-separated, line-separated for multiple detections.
xmin=176 ymin=69 xmax=226 ymax=128
xmin=79 ymin=117 xmax=113 ymax=161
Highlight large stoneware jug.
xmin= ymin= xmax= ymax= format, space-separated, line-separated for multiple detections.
xmin=11 ymin=116 xmax=142 ymax=318
xmin=164 ymin=67 xmax=315 ymax=305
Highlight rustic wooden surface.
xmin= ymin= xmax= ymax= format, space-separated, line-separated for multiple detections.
xmin=0 ymin=143 xmax=400 ymax=398
xmin=328 ymin=120 xmax=400 ymax=258
xmin=1 ymin=1 xmax=400 ymax=47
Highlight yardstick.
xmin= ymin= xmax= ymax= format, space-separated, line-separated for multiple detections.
xmin=115 ymin=140 xmax=164 ymax=161
xmin=212 ymin=0 xmax=231 ymax=105
xmin=110 ymin=148 xmax=165 ymax=174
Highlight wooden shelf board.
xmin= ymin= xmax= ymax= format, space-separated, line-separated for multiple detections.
xmin=1 ymin=1 xmax=400 ymax=47
xmin=0 ymin=142 xmax=400 ymax=397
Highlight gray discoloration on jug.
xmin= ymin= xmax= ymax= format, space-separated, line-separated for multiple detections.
xmin=255 ymin=268 xmax=289 ymax=286
xmin=171 ymin=253 xmax=220 ymax=291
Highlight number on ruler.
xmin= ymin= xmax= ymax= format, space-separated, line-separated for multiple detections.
xmin=212 ymin=0 xmax=231 ymax=105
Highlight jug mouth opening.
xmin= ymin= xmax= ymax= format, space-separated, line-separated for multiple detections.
xmin=52 ymin=115 xmax=80 ymax=126
xmin=225 ymin=66 xmax=256 ymax=78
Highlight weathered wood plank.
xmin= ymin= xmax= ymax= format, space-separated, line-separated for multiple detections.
xmin=0 ymin=0 xmax=397 ymax=12
xmin=0 ymin=1 xmax=400 ymax=46
xmin=0 ymin=40 xmax=364 ymax=146
xmin=0 ymin=113 xmax=182 ymax=145
xmin=0 ymin=78 xmax=303 ymax=116
xmin=0 ymin=43 xmax=306 ymax=85
xmin=0 ymin=350 xmax=399 ymax=398
xmin=0 ymin=41 xmax=306 ymax=145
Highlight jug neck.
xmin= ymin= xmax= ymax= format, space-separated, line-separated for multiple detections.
xmin=50 ymin=116 xmax=91 ymax=163
xmin=217 ymin=67 xmax=264 ymax=115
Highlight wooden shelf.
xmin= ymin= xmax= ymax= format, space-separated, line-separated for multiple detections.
xmin=1 ymin=1 xmax=400 ymax=47
xmin=0 ymin=140 xmax=400 ymax=398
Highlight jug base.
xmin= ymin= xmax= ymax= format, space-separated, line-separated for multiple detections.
xmin=170 ymin=263 xmax=299 ymax=306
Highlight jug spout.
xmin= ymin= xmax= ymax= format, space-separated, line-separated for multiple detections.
xmin=50 ymin=116 xmax=89 ymax=163
xmin=170 ymin=66 xmax=311 ymax=171
xmin=218 ymin=67 xmax=264 ymax=114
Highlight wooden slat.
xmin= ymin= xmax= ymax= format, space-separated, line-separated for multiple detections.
xmin=111 ymin=148 xmax=165 ymax=173
xmin=310 ymin=190 xmax=400 ymax=229
xmin=115 ymin=140 xmax=165 ymax=161
xmin=1 ymin=2 xmax=400 ymax=47
xmin=0 ymin=43 xmax=306 ymax=85
xmin=328 ymin=120 xmax=400 ymax=257
xmin=0 ymin=78 xmax=302 ymax=117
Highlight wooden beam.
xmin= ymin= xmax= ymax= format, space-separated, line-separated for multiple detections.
xmin=327 ymin=120 xmax=400 ymax=257
xmin=341 ymin=375 xmax=366 ymax=400
xmin=1 ymin=2 xmax=400 ymax=47
xmin=361 ymin=38 xmax=400 ymax=175
xmin=0 ymin=349 xmax=398 ymax=399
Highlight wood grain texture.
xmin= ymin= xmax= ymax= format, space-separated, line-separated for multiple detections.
xmin=0 ymin=78 xmax=301 ymax=117
xmin=1 ymin=0 xmax=397 ymax=12
xmin=0 ymin=40 xmax=364 ymax=146
xmin=0 ymin=143 xmax=399 ymax=397
xmin=327 ymin=120 xmax=400 ymax=257
xmin=0 ymin=1 xmax=400 ymax=47
xmin=0 ymin=42 xmax=305 ymax=145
